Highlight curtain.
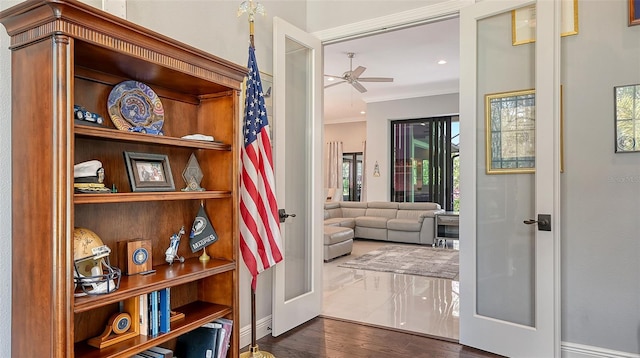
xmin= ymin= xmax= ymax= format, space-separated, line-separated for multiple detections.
xmin=361 ymin=140 xmax=366 ymax=202
xmin=326 ymin=141 xmax=343 ymax=198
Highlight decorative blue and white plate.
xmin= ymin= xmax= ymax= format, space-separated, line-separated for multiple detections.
xmin=107 ymin=80 xmax=164 ymax=135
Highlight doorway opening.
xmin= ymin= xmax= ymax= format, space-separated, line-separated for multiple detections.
xmin=321 ymin=16 xmax=461 ymax=342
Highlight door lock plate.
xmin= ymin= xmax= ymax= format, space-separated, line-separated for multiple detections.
xmin=537 ymin=214 xmax=551 ymax=231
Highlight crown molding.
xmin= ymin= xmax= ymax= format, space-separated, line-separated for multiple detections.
xmin=312 ymin=0 xmax=472 ymax=44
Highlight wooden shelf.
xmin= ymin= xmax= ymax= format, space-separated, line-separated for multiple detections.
xmin=75 ymin=125 xmax=231 ymax=151
xmin=74 ymin=190 xmax=232 ymax=204
xmin=74 ymin=258 xmax=235 ymax=313
xmin=74 ymin=301 xmax=232 ymax=358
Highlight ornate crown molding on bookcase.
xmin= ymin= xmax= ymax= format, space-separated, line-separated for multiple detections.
xmin=3 ymin=2 xmax=245 ymax=88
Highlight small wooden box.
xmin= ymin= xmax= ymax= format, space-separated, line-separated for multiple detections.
xmin=117 ymin=239 xmax=152 ymax=275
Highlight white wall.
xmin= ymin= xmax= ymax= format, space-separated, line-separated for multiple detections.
xmin=324 ymin=121 xmax=366 ymax=153
xmin=561 ymin=1 xmax=640 ymax=353
xmin=366 ymin=93 xmax=459 ymax=201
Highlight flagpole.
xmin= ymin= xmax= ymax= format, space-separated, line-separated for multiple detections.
xmin=238 ymin=2 xmax=276 ymax=357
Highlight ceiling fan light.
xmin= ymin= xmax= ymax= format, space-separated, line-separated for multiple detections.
xmin=327 ymin=77 xmax=335 ymax=81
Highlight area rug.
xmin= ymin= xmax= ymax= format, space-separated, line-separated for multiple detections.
xmin=338 ymin=245 xmax=459 ymax=280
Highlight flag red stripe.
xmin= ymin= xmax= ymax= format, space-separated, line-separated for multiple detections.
xmin=241 ymin=144 xmax=272 ymax=267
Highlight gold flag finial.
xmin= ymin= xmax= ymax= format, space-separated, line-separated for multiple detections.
xmin=238 ymin=0 xmax=265 ymax=48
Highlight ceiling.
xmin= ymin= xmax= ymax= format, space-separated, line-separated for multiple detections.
xmin=323 ymin=17 xmax=460 ymax=123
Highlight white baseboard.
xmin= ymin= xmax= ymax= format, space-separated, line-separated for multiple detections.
xmin=239 ymin=315 xmax=272 ymax=350
xmin=562 ymin=342 xmax=640 ymax=358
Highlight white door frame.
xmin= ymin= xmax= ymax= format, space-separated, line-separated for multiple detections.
xmin=459 ymin=0 xmax=561 ymax=356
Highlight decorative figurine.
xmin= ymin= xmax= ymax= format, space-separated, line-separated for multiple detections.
xmin=165 ymin=226 xmax=186 ymax=264
xmin=181 ymin=153 xmax=205 ymax=192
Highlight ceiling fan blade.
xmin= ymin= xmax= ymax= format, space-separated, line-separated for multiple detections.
xmin=351 ymin=81 xmax=367 ymax=93
xmin=324 ymin=80 xmax=347 ymax=89
xmin=357 ymin=77 xmax=394 ymax=83
xmin=324 ymin=74 xmax=344 ymax=79
xmin=351 ymin=66 xmax=366 ymax=79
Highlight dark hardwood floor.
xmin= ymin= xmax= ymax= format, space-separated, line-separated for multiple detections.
xmin=243 ymin=317 xmax=503 ymax=358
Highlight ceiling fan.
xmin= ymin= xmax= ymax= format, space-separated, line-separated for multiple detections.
xmin=324 ymin=52 xmax=394 ymax=93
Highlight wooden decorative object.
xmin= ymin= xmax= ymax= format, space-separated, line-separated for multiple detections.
xmin=88 ymin=297 xmax=140 ymax=349
xmin=118 ymin=239 xmax=153 ymax=275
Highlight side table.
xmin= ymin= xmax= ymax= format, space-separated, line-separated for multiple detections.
xmin=434 ymin=211 xmax=459 ymax=248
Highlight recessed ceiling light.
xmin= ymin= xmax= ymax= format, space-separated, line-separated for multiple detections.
xmin=438 ymin=60 xmax=447 ymax=65
xmin=360 ymin=111 xmax=366 ymax=115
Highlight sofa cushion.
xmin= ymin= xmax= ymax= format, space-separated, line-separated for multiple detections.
xmin=324 ymin=217 xmax=355 ymax=228
xmin=365 ymin=207 xmax=397 ymax=219
xmin=342 ymin=207 xmax=367 ymax=218
xmin=323 ymin=226 xmax=354 ymax=245
xmin=398 ymin=202 xmax=440 ymax=210
xmin=367 ymin=201 xmax=399 ymax=209
xmin=355 ymin=216 xmax=389 ymax=229
xmin=387 ymin=218 xmax=422 ymax=232
xmin=396 ymin=210 xmax=427 ymax=221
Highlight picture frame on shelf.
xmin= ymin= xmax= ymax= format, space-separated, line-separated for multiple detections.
xmin=512 ymin=0 xmax=578 ymax=45
xmin=485 ymin=89 xmax=536 ymax=174
xmin=629 ymin=0 xmax=640 ymax=26
xmin=123 ymin=151 xmax=175 ymax=192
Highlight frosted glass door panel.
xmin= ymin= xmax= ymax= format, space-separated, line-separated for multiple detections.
xmin=475 ymin=8 xmax=536 ymax=327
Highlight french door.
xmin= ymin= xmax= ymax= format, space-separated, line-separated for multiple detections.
xmin=271 ymin=17 xmax=324 ymax=336
xmin=459 ymin=0 xmax=561 ymax=356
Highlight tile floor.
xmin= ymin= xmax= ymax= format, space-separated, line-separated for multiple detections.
xmin=322 ymin=239 xmax=460 ymax=340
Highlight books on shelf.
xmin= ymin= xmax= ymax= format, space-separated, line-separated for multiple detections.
xmin=174 ymin=319 xmax=233 ymax=358
xmin=213 ymin=318 xmax=233 ymax=358
xmin=140 ymin=288 xmax=173 ymax=337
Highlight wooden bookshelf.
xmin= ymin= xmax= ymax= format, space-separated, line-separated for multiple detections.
xmin=0 ymin=1 xmax=245 ymax=356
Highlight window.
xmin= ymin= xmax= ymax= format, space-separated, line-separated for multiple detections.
xmin=342 ymin=152 xmax=362 ymax=201
xmin=391 ymin=116 xmax=459 ymax=210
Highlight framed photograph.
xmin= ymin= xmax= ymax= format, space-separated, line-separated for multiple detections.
xmin=123 ymin=152 xmax=175 ymax=191
xmin=512 ymin=0 xmax=578 ymax=45
xmin=485 ymin=89 xmax=536 ymax=174
xmin=629 ymin=0 xmax=640 ymax=26
xmin=614 ymin=84 xmax=640 ymax=152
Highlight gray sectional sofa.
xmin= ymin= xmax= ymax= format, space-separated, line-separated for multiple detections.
xmin=324 ymin=201 xmax=445 ymax=245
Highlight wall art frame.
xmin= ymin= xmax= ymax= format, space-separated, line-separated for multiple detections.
xmin=485 ymin=88 xmax=565 ymax=174
xmin=629 ymin=0 xmax=640 ymax=26
xmin=512 ymin=0 xmax=579 ymax=45
xmin=123 ymin=151 xmax=175 ymax=192
xmin=614 ymin=84 xmax=640 ymax=152
xmin=485 ymin=89 xmax=536 ymax=174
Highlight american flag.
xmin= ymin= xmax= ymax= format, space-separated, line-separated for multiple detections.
xmin=239 ymin=46 xmax=283 ymax=291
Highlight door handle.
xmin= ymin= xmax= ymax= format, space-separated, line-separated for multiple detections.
xmin=523 ymin=214 xmax=551 ymax=231
xmin=278 ymin=209 xmax=297 ymax=223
